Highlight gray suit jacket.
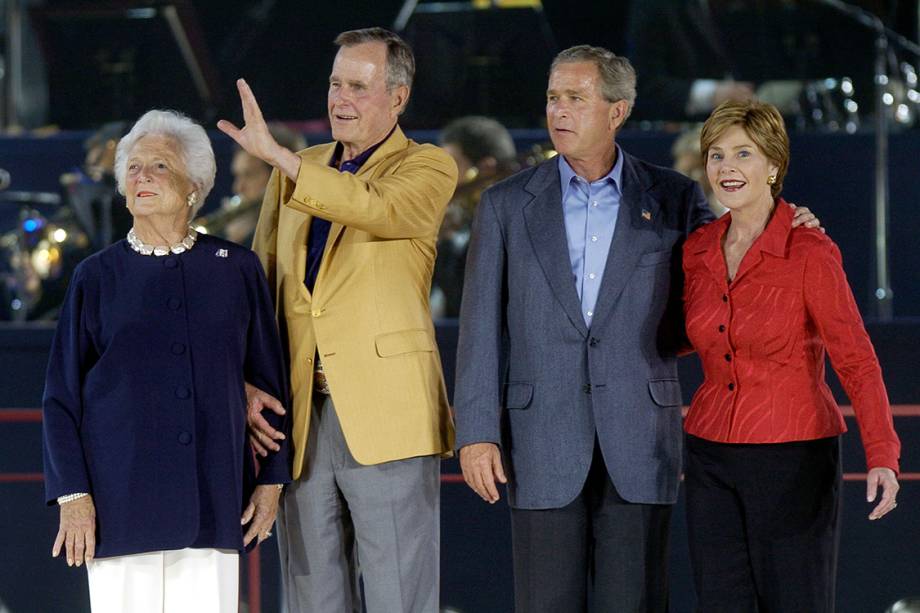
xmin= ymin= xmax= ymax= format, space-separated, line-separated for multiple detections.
xmin=454 ymin=150 xmax=712 ymax=508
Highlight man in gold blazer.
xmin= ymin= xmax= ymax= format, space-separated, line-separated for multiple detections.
xmin=218 ymin=27 xmax=456 ymax=612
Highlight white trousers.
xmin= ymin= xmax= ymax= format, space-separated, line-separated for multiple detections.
xmin=86 ymin=548 xmax=239 ymax=613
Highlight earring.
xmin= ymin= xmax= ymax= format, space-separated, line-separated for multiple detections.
xmin=767 ymin=175 xmax=776 ymax=185
xmin=187 ymin=193 xmax=197 ymax=208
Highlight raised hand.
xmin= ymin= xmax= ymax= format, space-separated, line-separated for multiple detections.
xmin=218 ymin=79 xmax=301 ymax=180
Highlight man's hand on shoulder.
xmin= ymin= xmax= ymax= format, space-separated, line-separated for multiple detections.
xmin=459 ymin=442 xmax=507 ymax=504
xmin=787 ymin=201 xmax=824 ymax=232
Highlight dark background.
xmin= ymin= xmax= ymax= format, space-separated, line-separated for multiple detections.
xmin=26 ymin=0 xmax=920 ymax=129
xmin=4 ymin=1 xmax=920 ymax=611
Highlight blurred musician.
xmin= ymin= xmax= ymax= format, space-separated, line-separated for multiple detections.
xmin=196 ymin=123 xmax=305 ymax=246
xmin=432 ymin=116 xmax=518 ymax=317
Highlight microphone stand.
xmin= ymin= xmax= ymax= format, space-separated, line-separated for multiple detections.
xmin=815 ymin=0 xmax=920 ymax=321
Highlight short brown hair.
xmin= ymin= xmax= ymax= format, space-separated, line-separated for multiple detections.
xmin=550 ymin=45 xmax=637 ymax=121
xmin=700 ymin=100 xmax=790 ymax=198
xmin=334 ymin=27 xmax=415 ymax=92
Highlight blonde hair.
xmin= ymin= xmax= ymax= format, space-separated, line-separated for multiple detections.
xmin=700 ymin=100 xmax=789 ymax=198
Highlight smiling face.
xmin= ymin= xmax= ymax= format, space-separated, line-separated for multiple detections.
xmin=125 ymin=134 xmax=195 ymax=222
xmin=546 ymin=61 xmax=626 ymax=168
xmin=327 ymin=41 xmax=408 ymax=158
xmin=705 ymin=125 xmax=779 ymax=213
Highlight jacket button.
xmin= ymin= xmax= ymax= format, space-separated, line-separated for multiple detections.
xmin=175 ymin=386 xmax=191 ymax=399
xmin=171 ymin=342 xmax=186 ymax=355
xmin=718 ymin=325 xmax=726 ymax=333
xmin=724 ymin=353 xmax=732 ymax=362
xmin=167 ymin=297 xmax=182 ymax=310
xmin=589 ymin=337 xmax=599 ymax=347
xmin=583 ymin=384 xmax=592 ymax=394
xmin=178 ymin=432 xmax=192 ymax=445
xmin=728 ymin=382 xmax=735 ymax=391
xmin=311 ymin=310 xmax=321 ymax=317
xmin=722 ymin=294 xmax=728 ymax=302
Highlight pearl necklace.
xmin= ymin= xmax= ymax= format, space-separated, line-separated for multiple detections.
xmin=127 ymin=226 xmax=198 ymax=256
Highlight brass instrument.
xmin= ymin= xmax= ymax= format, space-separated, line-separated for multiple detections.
xmin=0 ymin=199 xmax=90 ymax=320
xmin=191 ymin=196 xmax=262 ymax=246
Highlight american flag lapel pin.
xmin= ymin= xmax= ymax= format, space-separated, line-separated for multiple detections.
xmin=216 ymin=249 xmax=229 ymax=258
xmin=641 ymin=209 xmax=652 ymax=221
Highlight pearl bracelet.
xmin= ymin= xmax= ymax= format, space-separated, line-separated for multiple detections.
xmin=57 ymin=492 xmax=89 ymax=505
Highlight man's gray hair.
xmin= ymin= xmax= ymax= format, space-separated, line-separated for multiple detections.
xmin=334 ymin=27 xmax=415 ymax=93
xmin=114 ymin=109 xmax=216 ymax=215
xmin=550 ymin=45 xmax=637 ymax=120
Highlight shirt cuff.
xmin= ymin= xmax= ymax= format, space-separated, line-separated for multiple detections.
xmin=57 ymin=492 xmax=89 ymax=505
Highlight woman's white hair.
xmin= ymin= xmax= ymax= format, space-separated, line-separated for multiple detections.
xmin=114 ymin=109 xmax=216 ymax=215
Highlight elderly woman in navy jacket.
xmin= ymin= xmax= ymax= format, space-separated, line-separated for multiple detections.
xmin=42 ymin=109 xmax=290 ymax=612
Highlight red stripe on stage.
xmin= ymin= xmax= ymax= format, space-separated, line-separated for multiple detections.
xmin=840 ymin=405 xmax=920 ymax=417
xmin=0 ymin=409 xmax=42 ymax=422
xmin=5 ymin=471 xmax=918 ymax=484
xmin=439 ymin=472 xmax=920 ymax=483
xmin=4 ymin=406 xmax=920 ymax=423
xmin=676 ymin=405 xmax=920 ymax=418
xmin=248 ymin=545 xmax=261 ymax=613
xmin=0 ymin=472 xmax=43 ymax=482
xmin=844 ymin=472 xmax=920 ymax=481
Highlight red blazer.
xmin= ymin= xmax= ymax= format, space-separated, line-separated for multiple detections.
xmin=682 ymin=201 xmax=900 ymax=472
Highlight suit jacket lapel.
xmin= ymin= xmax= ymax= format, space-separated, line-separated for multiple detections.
xmin=522 ymin=160 xmax=589 ymax=338
xmin=313 ymin=127 xmax=410 ymax=292
xmin=289 ymin=143 xmax=336 ymax=303
xmin=591 ymin=152 xmax=662 ymax=331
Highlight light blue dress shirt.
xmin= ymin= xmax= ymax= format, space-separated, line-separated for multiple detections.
xmin=558 ymin=148 xmax=624 ymax=326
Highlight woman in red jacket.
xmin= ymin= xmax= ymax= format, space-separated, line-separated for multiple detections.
xmin=682 ymin=99 xmax=900 ymax=612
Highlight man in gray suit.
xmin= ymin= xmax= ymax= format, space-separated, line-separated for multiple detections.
xmin=454 ymin=45 xmax=813 ymax=611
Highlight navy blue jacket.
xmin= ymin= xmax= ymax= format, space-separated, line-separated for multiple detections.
xmin=42 ymin=234 xmax=291 ymax=558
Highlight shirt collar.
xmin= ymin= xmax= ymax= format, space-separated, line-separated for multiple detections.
xmin=692 ymin=197 xmax=793 ymax=258
xmin=758 ymin=198 xmax=794 ymax=257
xmin=330 ymin=124 xmax=398 ymax=170
xmin=558 ymin=145 xmax=624 ymax=199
